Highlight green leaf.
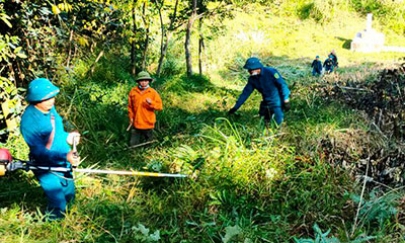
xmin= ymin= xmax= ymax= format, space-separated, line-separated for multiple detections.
xmin=13 ymin=46 xmax=22 ymax=54
xmin=16 ymin=52 xmax=27 ymax=59
xmin=0 ymin=15 xmax=12 ymax=28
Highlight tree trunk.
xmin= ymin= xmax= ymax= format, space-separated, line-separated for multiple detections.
xmin=156 ymin=3 xmax=165 ymax=77
xmin=130 ymin=0 xmax=137 ymax=75
xmin=185 ymin=0 xmax=197 ymax=77
xmin=141 ymin=2 xmax=149 ymax=70
xmin=198 ymin=18 xmax=204 ymax=75
xmin=156 ymin=0 xmax=179 ymax=77
xmin=185 ymin=19 xmax=193 ymax=76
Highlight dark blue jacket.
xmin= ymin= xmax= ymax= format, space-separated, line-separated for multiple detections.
xmin=21 ymin=105 xmax=70 ymax=166
xmin=323 ymin=58 xmax=334 ymax=69
xmin=233 ymin=67 xmax=290 ymax=109
xmin=311 ymin=60 xmax=322 ymax=73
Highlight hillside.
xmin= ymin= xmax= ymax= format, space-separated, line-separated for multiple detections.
xmin=1 ymin=4 xmax=405 ymax=243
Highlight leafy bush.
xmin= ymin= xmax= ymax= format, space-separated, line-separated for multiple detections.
xmin=350 ymin=0 xmax=405 ymax=34
xmin=349 ymin=189 xmax=401 ymax=229
xmin=294 ymin=223 xmax=375 ymax=243
xmin=299 ymin=0 xmax=347 ymax=24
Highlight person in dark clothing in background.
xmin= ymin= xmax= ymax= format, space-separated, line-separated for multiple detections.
xmin=329 ymin=49 xmax=338 ymax=68
xmin=311 ymin=55 xmax=323 ymax=76
xmin=323 ymin=55 xmax=335 ymax=74
xmin=228 ymin=57 xmax=290 ymax=126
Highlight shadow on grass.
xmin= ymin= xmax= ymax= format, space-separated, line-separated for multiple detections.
xmin=336 ymin=36 xmax=352 ymax=50
xmin=0 ymin=172 xmax=46 ymax=213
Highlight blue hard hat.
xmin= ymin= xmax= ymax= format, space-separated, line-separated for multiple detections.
xmin=26 ymin=78 xmax=60 ymax=103
xmin=243 ymin=57 xmax=263 ymax=70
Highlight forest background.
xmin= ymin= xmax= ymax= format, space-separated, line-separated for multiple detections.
xmin=1 ymin=0 xmax=405 ymax=242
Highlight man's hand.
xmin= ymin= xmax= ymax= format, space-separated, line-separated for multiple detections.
xmin=282 ymin=101 xmax=291 ymax=112
xmin=146 ymin=98 xmax=152 ymax=105
xmin=228 ymin=107 xmax=237 ymax=115
xmin=127 ymin=119 xmax=133 ymax=131
xmin=67 ymin=150 xmax=80 ymax=167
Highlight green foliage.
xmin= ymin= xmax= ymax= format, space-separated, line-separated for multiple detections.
xmin=294 ymin=223 xmax=375 ymax=243
xmin=161 ymin=74 xmax=214 ymax=94
xmin=299 ymin=0 xmax=347 ymax=24
xmin=294 ymin=223 xmax=339 ymax=243
xmin=349 ymin=189 xmax=401 ymax=229
xmin=0 ymin=78 xmax=25 ymax=141
xmin=131 ymin=223 xmax=161 ymax=242
xmin=350 ymin=0 xmax=405 ymax=34
xmin=159 ymin=56 xmax=185 ymax=76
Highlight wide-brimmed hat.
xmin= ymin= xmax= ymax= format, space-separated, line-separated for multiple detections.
xmin=26 ymin=78 xmax=60 ymax=103
xmin=135 ymin=71 xmax=154 ymax=82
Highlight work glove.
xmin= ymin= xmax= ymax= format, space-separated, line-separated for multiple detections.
xmin=228 ymin=107 xmax=237 ymax=115
xmin=67 ymin=132 xmax=81 ymax=145
xmin=282 ymin=102 xmax=291 ymax=112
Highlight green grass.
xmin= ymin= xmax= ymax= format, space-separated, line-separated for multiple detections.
xmin=2 ymin=5 xmax=405 ymax=243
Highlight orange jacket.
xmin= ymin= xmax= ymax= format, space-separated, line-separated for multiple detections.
xmin=128 ymin=86 xmax=163 ymax=129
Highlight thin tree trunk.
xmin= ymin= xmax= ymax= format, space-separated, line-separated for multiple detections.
xmin=185 ymin=19 xmax=193 ymax=76
xmin=130 ymin=0 xmax=137 ymax=75
xmin=141 ymin=2 xmax=149 ymax=70
xmin=156 ymin=2 xmax=165 ymax=76
xmin=156 ymin=0 xmax=179 ymax=77
xmin=198 ymin=18 xmax=204 ymax=75
xmin=66 ymin=16 xmax=77 ymax=69
xmin=185 ymin=0 xmax=197 ymax=77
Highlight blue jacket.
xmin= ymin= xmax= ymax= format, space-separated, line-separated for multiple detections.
xmin=20 ymin=105 xmax=70 ymax=166
xmin=323 ymin=58 xmax=334 ymax=68
xmin=311 ymin=60 xmax=322 ymax=73
xmin=233 ymin=67 xmax=290 ymax=109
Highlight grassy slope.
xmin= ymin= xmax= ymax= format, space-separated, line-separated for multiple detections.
xmin=1 ymin=7 xmax=405 ymax=243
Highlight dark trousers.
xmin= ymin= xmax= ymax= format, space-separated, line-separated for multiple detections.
xmin=129 ymin=128 xmax=153 ymax=146
xmin=259 ymin=102 xmax=284 ymax=125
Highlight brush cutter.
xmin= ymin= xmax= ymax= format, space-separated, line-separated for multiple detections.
xmin=0 ymin=148 xmax=187 ymax=178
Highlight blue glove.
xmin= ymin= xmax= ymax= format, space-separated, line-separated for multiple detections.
xmin=228 ymin=107 xmax=237 ymax=115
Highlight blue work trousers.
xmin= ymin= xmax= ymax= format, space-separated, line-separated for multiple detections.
xmin=312 ymin=69 xmax=321 ymax=76
xmin=259 ymin=102 xmax=284 ymax=125
xmin=35 ymin=171 xmax=75 ymax=219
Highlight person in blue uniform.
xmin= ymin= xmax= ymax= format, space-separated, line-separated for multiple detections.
xmin=228 ymin=57 xmax=291 ymax=125
xmin=329 ymin=49 xmax=338 ymax=68
xmin=311 ymin=55 xmax=323 ymax=76
xmin=20 ymin=78 xmax=81 ymax=220
xmin=323 ymin=55 xmax=335 ymax=74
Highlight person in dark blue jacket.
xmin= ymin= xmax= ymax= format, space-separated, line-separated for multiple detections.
xmin=20 ymin=78 xmax=81 ymax=220
xmin=311 ymin=55 xmax=323 ymax=76
xmin=329 ymin=49 xmax=338 ymax=68
xmin=323 ymin=55 xmax=335 ymax=74
xmin=228 ymin=57 xmax=291 ymax=125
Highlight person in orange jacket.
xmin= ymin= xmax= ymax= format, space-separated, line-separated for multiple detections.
xmin=128 ymin=71 xmax=163 ymax=146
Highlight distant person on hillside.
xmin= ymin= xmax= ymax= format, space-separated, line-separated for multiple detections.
xmin=128 ymin=71 xmax=163 ymax=146
xmin=311 ymin=55 xmax=323 ymax=76
xmin=228 ymin=57 xmax=291 ymax=126
xmin=20 ymin=78 xmax=81 ymax=220
xmin=323 ymin=55 xmax=335 ymax=74
xmin=329 ymin=49 xmax=338 ymax=68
